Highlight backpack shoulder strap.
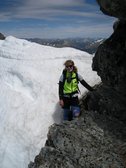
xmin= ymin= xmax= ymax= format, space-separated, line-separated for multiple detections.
xmin=76 ymin=72 xmax=81 ymax=93
xmin=62 ymin=69 xmax=67 ymax=85
xmin=76 ymin=72 xmax=79 ymax=83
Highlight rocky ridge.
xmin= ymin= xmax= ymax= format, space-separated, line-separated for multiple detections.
xmin=28 ymin=0 xmax=126 ymax=167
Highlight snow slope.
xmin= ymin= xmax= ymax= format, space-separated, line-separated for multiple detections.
xmin=0 ymin=36 xmax=100 ymax=168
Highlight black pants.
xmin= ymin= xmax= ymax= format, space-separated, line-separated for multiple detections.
xmin=63 ymin=96 xmax=79 ymax=108
xmin=62 ymin=96 xmax=80 ymax=120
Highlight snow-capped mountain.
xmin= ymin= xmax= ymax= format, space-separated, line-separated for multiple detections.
xmin=27 ymin=37 xmax=104 ymax=54
xmin=0 ymin=36 xmax=100 ymax=168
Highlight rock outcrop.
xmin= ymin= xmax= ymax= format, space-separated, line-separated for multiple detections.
xmin=0 ymin=33 xmax=5 ymax=40
xmin=28 ymin=0 xmax=126 ymax=167
xmin=90 ymin=20 xmax=126 ymax=121
xmin=28 ymin=117 xmax=126 ymax=168
xmin=91 ymin=1 xmax=126 ymax=122
xmin=97 ymin=0 xmax=126 ymax=19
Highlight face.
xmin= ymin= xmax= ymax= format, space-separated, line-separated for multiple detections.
xmin=66 ymin=64 xmax=73 ymax=72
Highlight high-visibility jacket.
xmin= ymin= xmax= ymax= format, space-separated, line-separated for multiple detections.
xmin=63 ymin=71 xmax=78 ymax=94
xmin=59 ymin=70 xmax=94 ymax=100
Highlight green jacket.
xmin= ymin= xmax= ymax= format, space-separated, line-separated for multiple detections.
xmin=59 ymin=70 xmax=93 ymax=100
xmin=63 ymin=71 xmax=78 ymax=94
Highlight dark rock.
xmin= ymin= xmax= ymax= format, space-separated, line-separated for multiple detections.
xmin=29 ymin=117 xmax=126 ymax=168
xmin=93 ymin=20 xmax=126 ymax=88
xmin=96 ymin=0 xmax=126 ymax=19
xmin=92 ymin=19 xmax=126 ymax=122
xmin=0 ymin=33 xmax=5 ymax=40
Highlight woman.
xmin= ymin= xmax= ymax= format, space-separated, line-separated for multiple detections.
xmin=59 ymin=59 xmax=93 ymax=121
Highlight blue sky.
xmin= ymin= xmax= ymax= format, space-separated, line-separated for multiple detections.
xmin=0 ymin=0 xmax=116 ymax=39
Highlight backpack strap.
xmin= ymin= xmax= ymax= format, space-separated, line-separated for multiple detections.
xmin=62 ymin=69 xmax=79 ymax=84
xmin=61 ymin=70 xmax=81 ymax=95
xmin=76 ymin=72 xmax=79 ymax=83
xmin=62 ymin=69 xmax=67 ymax=85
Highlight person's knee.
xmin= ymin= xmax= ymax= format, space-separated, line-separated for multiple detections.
xmin=71 ymin=106 xmax=80 ymax=118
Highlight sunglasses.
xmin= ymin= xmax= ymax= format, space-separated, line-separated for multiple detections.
xmin=66 ymin=65 xmax=73 ymax=68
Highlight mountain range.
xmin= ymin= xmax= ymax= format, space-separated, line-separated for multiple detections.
xmin=0 ymin=33 xmax=104 ymax=54
xmin=27 ymin=38 xmax=104 ymax=54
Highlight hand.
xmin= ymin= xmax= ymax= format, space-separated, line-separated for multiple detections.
xmin=59 ymin=99 xmax=64 ymax=107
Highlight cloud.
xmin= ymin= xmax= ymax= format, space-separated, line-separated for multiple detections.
xmin=24 ymin=0 xmax=85 ymax=8
xmin=0 ymin=0 xmax=95 ymax=20
xmin=4 ymin=21 xmax=114 ymax=39
xmin=0 ymin=0 xmax=115 ymax=38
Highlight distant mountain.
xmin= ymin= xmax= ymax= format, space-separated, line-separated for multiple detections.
xmin=26 ymin=38 xmax=105 ymax=54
